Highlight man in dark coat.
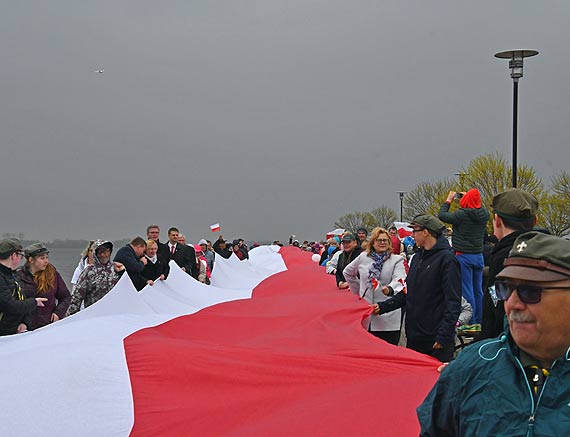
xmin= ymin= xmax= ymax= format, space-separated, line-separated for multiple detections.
xmin=336 ymin=233 xmax=362 ymax=289
xmin=113 ymin=237 xmax=148 ymax=291
xmin=159 ymin=227 xmax=198 ymax=279
xmin=376 ymin=215 xmax=461 ymax=362
xmin=419 ymin=232 xmax=570 ymax=436
xmin=213 ymin=236 xmax=232 ymax=259
xmin=481 ymin=188 xmax=539 ymax=339
xmin=0 ymin=238 xmax=46 ymax=335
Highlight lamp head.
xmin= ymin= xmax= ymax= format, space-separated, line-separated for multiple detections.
xmin=495 ymin=50 xmax=539 ymax=81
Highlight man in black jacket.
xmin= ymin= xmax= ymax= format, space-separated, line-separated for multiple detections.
xmin=0 ymin=238 xmax=46 ymax=335
xmin=336 ymin=233 xmax=362 ymax=289
xmin=481 ymin=188 xmax=538 ymax=339
xmin=213 ymin=236 xmax=232 ymax=259
xmin=159 ymin=227 xmax=198 ymax=279
xmin=113 ymin=237 xmax=148 ymax=291
xmin=375 ymin=215 xmax=461 ymax=362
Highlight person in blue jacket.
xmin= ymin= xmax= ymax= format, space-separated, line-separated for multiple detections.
xmin=418 ymin=231 xmax=570 ymax=436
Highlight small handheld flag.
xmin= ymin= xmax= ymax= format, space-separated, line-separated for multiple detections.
xmin=210 ymin=223 xmax=221 ymax=232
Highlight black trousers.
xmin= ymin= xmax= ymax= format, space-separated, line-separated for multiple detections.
xmin=369 ymin=330 xmax=401 ymax=345
xmin=406 ymin=338 xmax=454 ymax=362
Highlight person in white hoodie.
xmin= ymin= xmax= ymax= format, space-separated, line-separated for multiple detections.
xmin=343 ymin=227 xmax=406 ymax=345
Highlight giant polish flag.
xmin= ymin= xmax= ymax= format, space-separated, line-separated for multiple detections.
xmin=0 ymin=246 xmax=440 ymax=436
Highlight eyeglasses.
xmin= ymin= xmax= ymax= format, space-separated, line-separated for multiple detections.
xmin=411 ymin=228 xmax=425 ymax=233
xmin=15 ymin=251 xmax=25 ymax=257
xmin=495 ymin=280 xmax=570 ymax=304
xmin=375 ymin=238 xmax=390 ymax=244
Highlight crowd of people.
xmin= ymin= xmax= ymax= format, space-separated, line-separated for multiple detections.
xmin=1 ymin=187 xmax=570 ymax=434
xmin=0 ymin=224 xmax=252 ymax=335
xmin=305 ymin=187 xmax=570 ymax=434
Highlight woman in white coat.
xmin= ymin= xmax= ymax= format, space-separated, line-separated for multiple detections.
xmin=343 ymin=227 xmax=406 ymax=345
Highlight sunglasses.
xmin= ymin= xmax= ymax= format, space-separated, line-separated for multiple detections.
xmin=495 ymin=280 xmax=570 ymax=304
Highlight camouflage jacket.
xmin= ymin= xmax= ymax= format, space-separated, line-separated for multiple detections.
xmin=67 ymin=240 xmax=121 ymax=315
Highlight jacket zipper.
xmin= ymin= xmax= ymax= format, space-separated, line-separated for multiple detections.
xmin=513 ymin=356 xmax=556 ymax=437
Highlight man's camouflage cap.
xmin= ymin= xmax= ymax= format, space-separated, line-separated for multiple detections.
xmin=0 ymin=238 xmax=23 ymax=255
xmin=409 ymin=215 xmax=446 ymax=235
xmin=497 ymin=231 xmax=570 ymax=282
xmin=492 ymin=188 xmax=538 ymax=221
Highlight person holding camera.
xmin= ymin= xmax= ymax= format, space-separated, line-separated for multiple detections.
xmin=438 ymin=188 xmax=489 ymax=330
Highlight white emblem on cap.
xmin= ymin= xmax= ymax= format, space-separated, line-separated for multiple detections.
xmin=516 ymin=241 xmax=528 ymax=253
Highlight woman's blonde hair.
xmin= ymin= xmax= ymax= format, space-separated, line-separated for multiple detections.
xmin=367 ymin=227 xmax=393 ymax=255
xmin=27 ymin=260 xmax=56 ymax=294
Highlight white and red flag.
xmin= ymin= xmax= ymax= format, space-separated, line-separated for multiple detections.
xmin=210 ymin=223 xmax=221 ymax=232
xmin=393 ymin=221 xmax=414 ymax=238
xmin=0 ymin=246 xmax=439 ymax=436
xmin=325 ymin=228 xmax=345 ymax=239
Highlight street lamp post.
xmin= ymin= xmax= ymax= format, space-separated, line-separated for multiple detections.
xmin=494 ymin=49 xmax=539 ymax=188
xmin=397 ymin=191 xmax=407 ymax=222
xmin=454 ymin=172 xmax=469 ymax=191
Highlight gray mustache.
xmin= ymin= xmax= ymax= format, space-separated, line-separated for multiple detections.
xmin=508 ymin=311 xmax=534 ymax=323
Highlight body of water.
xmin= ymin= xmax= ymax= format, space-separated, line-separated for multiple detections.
xmin=39 ymin=248 xmax=83 ymax=290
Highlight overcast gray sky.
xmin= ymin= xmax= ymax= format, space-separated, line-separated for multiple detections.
xmin=1 ymin=1 xmax=568 ymax=243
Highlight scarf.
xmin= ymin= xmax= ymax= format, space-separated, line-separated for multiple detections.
xmin=368 ymin=251 xmax=389 ymax=290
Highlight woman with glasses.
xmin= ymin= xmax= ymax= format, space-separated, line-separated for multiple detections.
xmin=343 ymin=227 xmax=407 ymax=344
xmin=18 ymin=243 xmax=71 ymax=330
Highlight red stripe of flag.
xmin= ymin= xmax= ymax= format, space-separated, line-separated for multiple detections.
xmin=125 ymin=247 xmax=439 ymax=436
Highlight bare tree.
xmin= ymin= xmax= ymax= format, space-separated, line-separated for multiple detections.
xmin=542 ymin=172 xmax=570 ymax=236
xmin=551 ymin=170 xmax=570 ymax=199
xmin=368 ymin=206 xmax=397 ymax=229
xmin=334 ymin=211 xmax=374 ymax=233
xmin=460 ymin=152 xmax=546 ymax=210
xmin=336 ymin=154 xmax=569 ymax=237
xmin=540 ymin=194 xmax=570 ymax=237
xmin=403 ymin=178 xmax=455 ymax=220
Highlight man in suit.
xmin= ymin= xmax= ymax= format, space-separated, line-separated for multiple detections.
xmin=160 ymin=227 xmax=198 ymax=279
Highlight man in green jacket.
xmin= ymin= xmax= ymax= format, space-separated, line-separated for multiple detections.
xmin=418 ymin=232 xmax=570 ymax=436
xmin=439 ymin=188 xmax=489 ymax=329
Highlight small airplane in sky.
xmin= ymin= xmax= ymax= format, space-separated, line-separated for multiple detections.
xmin=95 ymin=69 xmax=104 ymax=74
